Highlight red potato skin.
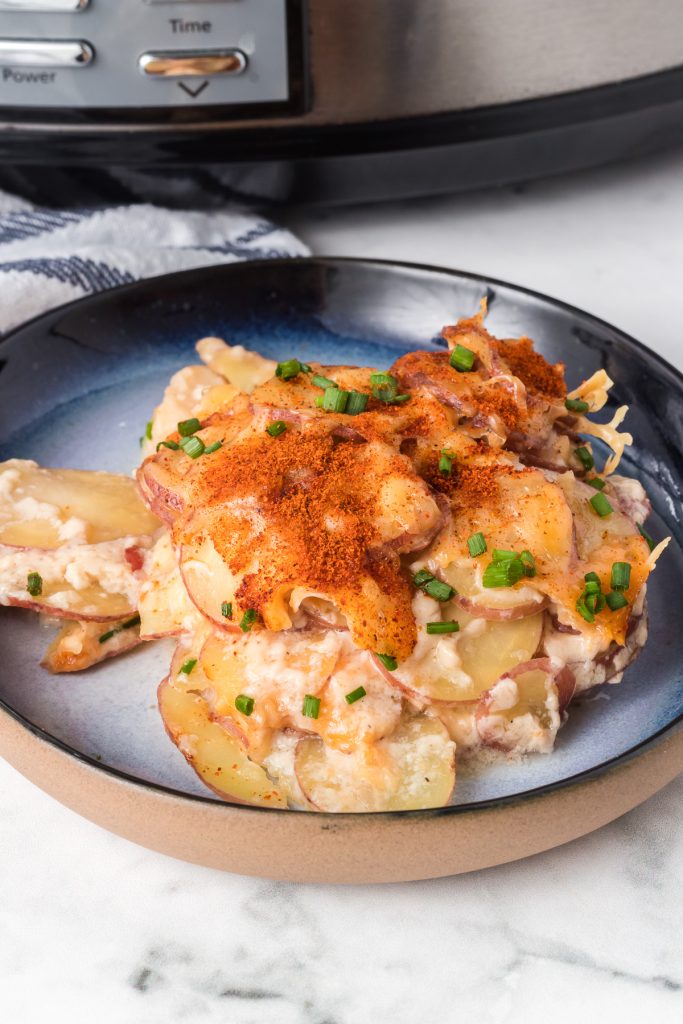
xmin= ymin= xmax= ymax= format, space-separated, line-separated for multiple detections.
xmin=157 ymin=676 xmax=257 ymax=806
xmin=136 ymin=460 xmax=186 ymax=525
xmin=475 ymin=657 xmax=576 ymax=750
xmin=209 ymin=711 xmax=250 ymax=750
xmin=302 ymin=608 xmax=348 ymax=631
xmin=3 ymin=596 xmax=134 ymax=622
xmin=250 ymin=405 xmax=309 ymax=428
xmin=555 ymin=665 xmax=577 ymax=713
xmin=377 ymin=491 xmax=450 ymax=558
xmin=452 ymin=594 xmax=548 ymax=621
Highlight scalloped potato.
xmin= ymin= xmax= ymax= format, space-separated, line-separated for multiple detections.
xmin=0 ymin=311 xmax=666 ymax=812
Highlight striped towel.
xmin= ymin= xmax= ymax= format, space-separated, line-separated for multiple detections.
xmin=0 ymin=188 xmax=309 ymax=335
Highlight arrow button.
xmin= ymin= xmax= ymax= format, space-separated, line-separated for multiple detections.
xmin=178 ymin=80 xmax=209 ymax=99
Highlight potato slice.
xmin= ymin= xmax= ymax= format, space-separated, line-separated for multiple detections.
xmin=180 ymin=534 xmax=248 ymax=630
xmin=199 ymin=628 xmax=348 ymax=761
xmin=457 ymin=613 xmax=544 ymax=695
xmin=0 ymin=539 xmax=144 ymax=620
xmin=42 ymin=616 xmax=141 ymax=673
xmin=159 ymin=642 xmax=287 ymax=808
xmin=138 ymin=533 xmax=204 ymax=639
xmin=295 ymin=715 xmax=455 ymax=812
xmin=431 ymin=467 xmax=574 ymax=577
xmin=442 ymin=558 xmax=547 ymax=617
xmin=196 ymin=337 xmax=277 ymax=393
xmin=144 ymin=364 xmax=225 ymax=455
xmin=475 ymin=658 xmax=569 ymax=753
xmin=379 ymin=611 xmax=544 ymax=705
xmin=0 ymin=459 xmax=159 ymax=549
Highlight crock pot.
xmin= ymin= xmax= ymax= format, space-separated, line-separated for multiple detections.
xmin=0 ymin=0 xmax=681 ymax=205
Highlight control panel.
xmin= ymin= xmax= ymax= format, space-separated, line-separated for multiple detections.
xmin=0 ymin=0 xmax=299 ymax=113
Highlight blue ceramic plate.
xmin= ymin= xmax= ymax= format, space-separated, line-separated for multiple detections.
xmin=0 ymin=257 xmax=681 ymax=809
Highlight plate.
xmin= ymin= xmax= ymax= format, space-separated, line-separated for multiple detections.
xmin=0 ymin=257 xmax=681 ymax=882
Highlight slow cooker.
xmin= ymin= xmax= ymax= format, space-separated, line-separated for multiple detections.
xmin=0 ymin=0 xmax=681 ymax=205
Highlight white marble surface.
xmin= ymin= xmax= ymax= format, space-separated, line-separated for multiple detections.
xmin=2 ymin=146 xmax=683 ymax=1022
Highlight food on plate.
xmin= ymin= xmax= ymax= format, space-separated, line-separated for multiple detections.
xmin=0 ymin=303 xmax=668 ymax=811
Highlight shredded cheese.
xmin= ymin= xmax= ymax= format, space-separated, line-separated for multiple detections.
xmin=646 ymin=536 xmax=671 ymax=569
xmin=576 ymin=405 xmax=633 ymax=474
xmin=567 ymin=369 xmax=614 ymax=412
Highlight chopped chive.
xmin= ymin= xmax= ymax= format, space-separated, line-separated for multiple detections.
xmin=424 ymin=578 xmax=455 ymax=602
xmin=180 ymin=657 xmax=197 ymax=675
xmin=519 ymin=550 xmax=537 ymax=577
xmin=180 ymin=436 xmax=205 ymax=459
xmin=157 ymin=439 xmax=180 ymax=452
xmin=450 ymin=343 xmax=476 ymax=372
xmin=584 ymin=591 xmax=606 ymax=614
xmin=375 ymin=653 xmax=398 ymax=671
xmin=221 ymin=601 xmax=233 ymax=619
xmin=564 ymin=398 xmax=589 ymax=414
xmin=302 ymin=694 xmax=321 ymax=719
xmin=637 ymin=523 xmax=655 ymax=552
xmin=491 ymin=549 xmax=518 ymax=563
xmin=413 ymin=569 xmax=434 ymax=588
xmin=266 ymin=420 xmax=287 ymax=437
xmin=586 ymin=477 xmax=606 ymax=490
xmin=576 ymin=598 xmax=595 ymax=623
xmin=426 ymin=621 xmax=460 ymax=634
xmin=235 ymin=694 xmax=255 ymax=716
xmin=203 ymin=440 xmax=223 ymax=454
xmin=606 ymin=591 xmax=629 ymax=611
xmin=26 ymin=571 xmax=42 ymax=597
xmin=346 ymin=391 xmax=369 ymax=415
xmin=99 ymin=617 xmax=139 ymax=645
xmin=300 ymin=363 xmax=311 ymax=373
xmin=145 ymin=420 xmax=153 ymax=441
xmin=391 ymin=394 xmax=410 ymax=404
xmin=575 ymin=446 xmax=594 ymax=471
xmin=590 ymin=492 xmax=613 ymax=517
xmin=584 ymin=571 xmax=601 ymax=584
xmin=467 ymin=532 xmax=487 ymax=557
xmin=322 ymin=387 xmax=349 ymax=413
xmin=178 ymin=417 xmax=201 ymax=437
xmin=370 ymin=372 xmax=399 ymax=403
xmin=583 ymin=580 xmax=601 ymax=595
xmin=439 ymin=450 xmax=454 ymax=476
xmin=314 ymin=395 xmax=324 ymax=408
xmin=239 ymin=609 xmax=258 ymax=632
xmin=611 ymin=561 xmax=631 ymax=591
xmin=482 ymin=558 xmax=524 ymax=588
xmin=275 ymin=358 xmax=303 ymax=380
xmin=345 ymin=686 xmax=367 ymax=705
xmin=311 ymin=374 xmax=337 ymax=390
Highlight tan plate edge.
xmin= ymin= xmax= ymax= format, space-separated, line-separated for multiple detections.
xmin=0 ymin=705 xmax=681 ymax=884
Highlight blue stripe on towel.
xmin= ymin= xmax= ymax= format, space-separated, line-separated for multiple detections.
xmin=0 ymin=208 xmax=102 ymax=244
xmin=0 ymin=256 xmax=135 ymax=291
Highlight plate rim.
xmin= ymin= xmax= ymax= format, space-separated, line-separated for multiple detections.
xmin=1 ymin=254 xmax=681 ymax=820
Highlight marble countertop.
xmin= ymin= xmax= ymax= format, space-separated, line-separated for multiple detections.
xmin=2 ymin=146 xmax=682 ymax=1023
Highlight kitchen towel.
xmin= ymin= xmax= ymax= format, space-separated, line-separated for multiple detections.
xmin=0 ymin=188 xmax=310 ymax=334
